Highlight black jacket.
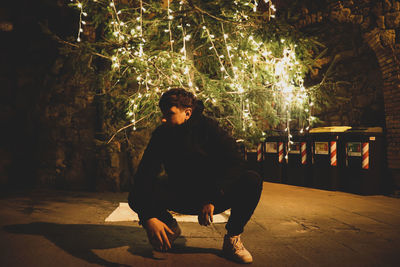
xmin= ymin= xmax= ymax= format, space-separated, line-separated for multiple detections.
xmin=129 ymin=113 xmax=246 ymax=221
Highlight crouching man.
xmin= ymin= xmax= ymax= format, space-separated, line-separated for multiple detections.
xmin=128 ymin=88 xmax=263 ymax=264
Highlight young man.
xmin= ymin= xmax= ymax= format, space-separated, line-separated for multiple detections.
xmin=128 ymin=88 xmax=263 ymax=264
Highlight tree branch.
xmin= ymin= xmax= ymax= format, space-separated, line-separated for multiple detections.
xmin=53 ymin=34 xmax=111 ymax=60
xmin=190 ymin=3 xmax=256 ymax=27
xmin=106 ymin=112 xmax=155 ymax=144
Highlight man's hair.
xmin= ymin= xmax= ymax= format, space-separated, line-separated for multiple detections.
xmin=159 ymin=88 xmax=196 ymax=113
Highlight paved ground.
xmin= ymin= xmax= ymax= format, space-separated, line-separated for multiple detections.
xmin=1 ymin=182 xmax=400 ymax=267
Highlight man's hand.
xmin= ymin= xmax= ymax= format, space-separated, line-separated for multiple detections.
xmin=144 ymin=218 xmax=175 ymax=251
xmin=198 ymin=203 xmax=214 ymax=226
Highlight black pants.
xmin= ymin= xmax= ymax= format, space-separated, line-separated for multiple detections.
xmin=129 ymin=170 xmax=263 ymax=236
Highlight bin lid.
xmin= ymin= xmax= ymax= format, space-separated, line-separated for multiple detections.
xmin=346 ymin=127 xmax=383 ymax=133
xmin=309 ymin=126 xmax=383 ymax=134
xmin=309 ymin=126 xmax=351 ymax=133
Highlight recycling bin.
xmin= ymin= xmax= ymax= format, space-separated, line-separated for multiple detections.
xmin=286 ymin=134 xmax=312 ymax=187
xmin=236 ymin=140 xmax=247 ymax=161
xmin=262 ymin=135 xmax=287 ymax=183
xmin=310 ymin=127 xmax=350 ymax=190
xmin=245 ymin=144 xmax=263 ymax=176
xmin=343 ymin=127 xmax=386 ymax=195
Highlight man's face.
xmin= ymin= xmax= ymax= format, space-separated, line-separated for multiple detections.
xmin=161 ymin=106 xmax=192 ymax=126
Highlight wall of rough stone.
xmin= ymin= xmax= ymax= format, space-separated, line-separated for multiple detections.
xmin=302 ymin=23 xmax=385 ymax=128
xmin=36 ymin=62 xmax=98 ymax=190
xmin=294 ymin=0 xmax=400 ymax=188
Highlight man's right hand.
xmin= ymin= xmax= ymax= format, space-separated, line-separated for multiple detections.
xmin=144 ymin=218 xmax=175 ymax=251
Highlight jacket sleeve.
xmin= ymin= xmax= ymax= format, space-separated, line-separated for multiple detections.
xmin=128 ymin=128 xmax=163 ymax=224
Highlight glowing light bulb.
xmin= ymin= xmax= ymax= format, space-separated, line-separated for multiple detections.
xmin=184 ymin=66 xmax=189 ymax=74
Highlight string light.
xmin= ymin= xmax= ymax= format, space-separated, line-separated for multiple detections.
xmin=74 ymin=1 xmax=84 ymax=42
xmin=167 ymin=0 xmax=174 ymax=51
xmin=72 ymin=0 xmax=316 ymax=141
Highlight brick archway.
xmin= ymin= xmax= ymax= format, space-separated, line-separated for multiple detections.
xmin=295 ymin=0 xmax=400 ymax=189
xmin=363 ymin=29 xmax=400 ymax=174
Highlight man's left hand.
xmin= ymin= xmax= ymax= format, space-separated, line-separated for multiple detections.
xmin=198 ymin=203 xmax=214 ymax=226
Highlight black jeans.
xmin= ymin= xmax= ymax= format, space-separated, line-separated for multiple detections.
xmin=129 ymin=170 xmax=263 ymax=236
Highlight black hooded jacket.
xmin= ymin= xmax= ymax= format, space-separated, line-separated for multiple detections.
xmin=129 ymin=111 xmax=246 ymax=222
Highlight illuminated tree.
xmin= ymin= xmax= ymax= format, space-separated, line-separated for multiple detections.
xmin=63 ymin=0 xmax=322 ymax=146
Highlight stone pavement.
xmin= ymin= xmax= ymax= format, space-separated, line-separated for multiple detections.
xmin=1 ymin=182 xmax=400 ymax=267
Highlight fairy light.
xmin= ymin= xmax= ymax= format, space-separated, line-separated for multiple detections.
xmin=138 ymin=0 xmax=143 ymax=37
xmin=167 ymin=0 xmax=174 ymax=51
xmin=201 ymin=17 xmax=231 ymax=80
xmin=253 ymin=0 xmax=258 ymax=12
xmin=178 ymin=1 xmax=193 ymax=89
xmin=71 ymin=0 xmax=317 ymax=140
xmin=221 ymin=23 xmax=237 ymax=79
xmin=179 ymin=1 xmax=186 ymax=60
xmin=75 ymin=1 xmax=84 ymax=42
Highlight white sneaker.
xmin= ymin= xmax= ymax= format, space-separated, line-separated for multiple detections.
xmin=222 ymin=234 xmax=253 ymax=264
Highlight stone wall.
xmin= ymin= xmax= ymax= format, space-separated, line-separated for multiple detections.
xmin=295 ymin=0 xmax=400 ymax=188
xmin=36 ymin=62 xmax=98 ymax=190
xmin=303 ymin=23 xmax=385 ymax=128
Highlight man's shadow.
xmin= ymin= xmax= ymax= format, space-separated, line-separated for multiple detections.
xmin=3 ymin=222 xmax=222 ymax=266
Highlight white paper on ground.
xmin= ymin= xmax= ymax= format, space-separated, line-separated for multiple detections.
xmin=105 ymin=202 xmax=230 ymax=223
